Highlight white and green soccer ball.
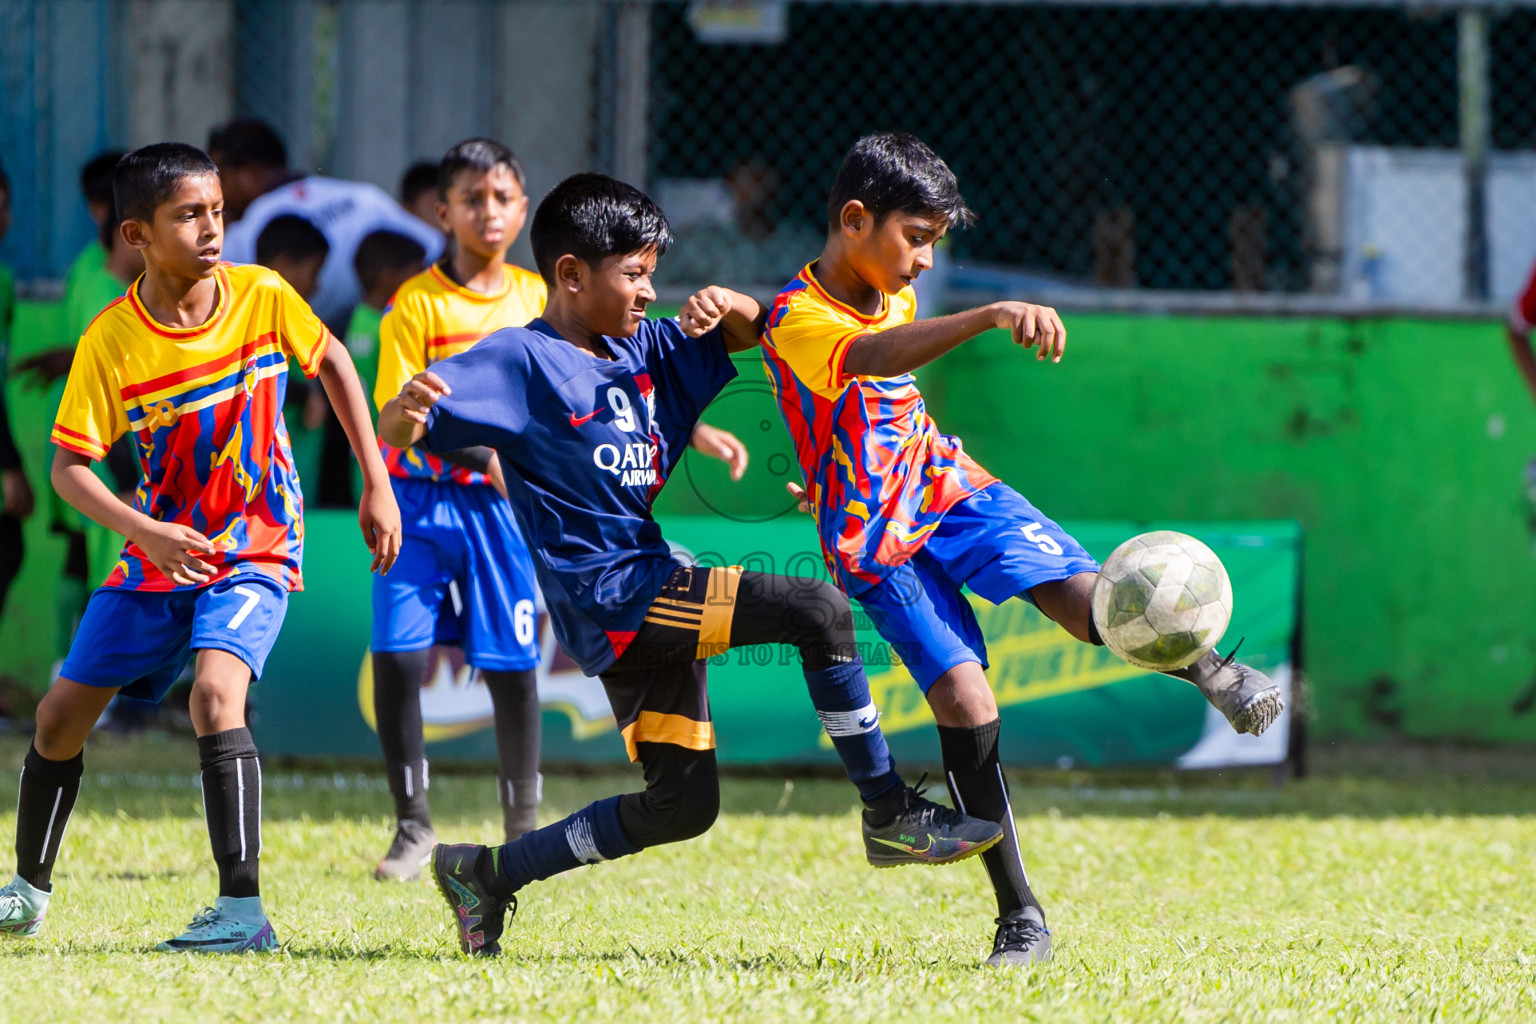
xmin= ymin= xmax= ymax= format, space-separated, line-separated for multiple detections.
xmin=1090 ymin=531 xmax=1233 ymax=671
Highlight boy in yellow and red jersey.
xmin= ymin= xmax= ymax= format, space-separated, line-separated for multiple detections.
xmin=0 ymin=143 xmax=400 ymax=952
xmin=764 ymin=134 xmax=1283 ymax=967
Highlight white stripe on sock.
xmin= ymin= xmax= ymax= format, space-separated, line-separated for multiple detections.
xmin=817 ymin=703 xmax=880 ymax=737
xmin=404 ymin=765 xmax=414 ymax=798
xmin=253 ymin=757 xmax=262 ymax=859
xmin=947 ymin=771 xmax=967 ymax=814
xmin=38 ymin=786 xmax=63 ymax=864
xmin=995 ymin=764 xmax=1030 ymax=887
xmin=448 ymin=581 xmax=463 ymax=617
xmin=236 ymin=759 xmax=247 ymax=861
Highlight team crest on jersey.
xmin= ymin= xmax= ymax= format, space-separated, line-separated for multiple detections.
xmin=242 ymin=354 xmax=261 ymax=397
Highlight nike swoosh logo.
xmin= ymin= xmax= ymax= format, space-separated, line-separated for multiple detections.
xmin=569 ymin=408 xmax=604 ymax=427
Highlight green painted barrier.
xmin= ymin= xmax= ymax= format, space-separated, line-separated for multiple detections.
xmin=3 ymin=300 xmax=1527 ymax=746
xmin=252 ymin=511 xmax=1297 ymax=770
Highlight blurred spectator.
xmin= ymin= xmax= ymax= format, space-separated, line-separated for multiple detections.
xmin=211 ymin=119 xmax=443 ymax=332
xmin=400 ymin=162 xmax=443 ymax=231
xmin=12 ymin=156 xmax=141 ymax=674
xmin=0 ymin=164 xmax=31 ymax=618
xmin=255 ymin=214 xmax=330 ymax=302
xmin=328 ymin=229 xmax=429 ymax=504
xmin=61 ymin=152 xmax=126 ymax=305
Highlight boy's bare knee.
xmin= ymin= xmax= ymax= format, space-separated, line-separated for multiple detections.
xmin=926 ymin=663 xmax=999 ymax=727
xmin=1030 ymin=571 xmax=1098 ymax=644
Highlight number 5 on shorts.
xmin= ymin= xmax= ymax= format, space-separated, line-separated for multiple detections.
xmin=226 ymin=586 xmax=262 ymax=631
xmin=1022 ymin=522 xmax=1064 ymax=557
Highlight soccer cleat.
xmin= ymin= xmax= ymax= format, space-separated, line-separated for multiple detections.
xmin=432 ymin=843 xmax=514 ymax=957
xmin=376 ymin=819 xmax=438 ymax=882
xmin=862 ymin=780 xmax=1004 ymax=867
xmin=1190 ymin=651 xmax=1284 ymax=736
xmin=0 ymin=875 xmax=50 ymax=939
xmin=986 ymin=907 xmax=1052 ymax=967
xmin=154 ymin=897 xmax=278 ymax=953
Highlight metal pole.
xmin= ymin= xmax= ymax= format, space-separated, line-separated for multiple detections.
xmin=612 ymin=1 xmax=650 ymax=188
xmin=1459 ymin=6 xmax=1490 ymax=301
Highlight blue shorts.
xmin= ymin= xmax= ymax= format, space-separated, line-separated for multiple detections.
xmin=59 ymin=570 xmax=290 ymax=702
xmin=850 ymin=483 xmax=1099 ymax=692
xmin=371 ymin=478 xmax=540 ymax=671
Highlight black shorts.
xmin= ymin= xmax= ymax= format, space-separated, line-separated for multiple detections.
xmin=599 ymin=564 xmax=743 ymax=762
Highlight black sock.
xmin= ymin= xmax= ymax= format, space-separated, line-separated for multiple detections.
xmin=938 ymin=719 xmax=1042 ymax=921
xmin=373 ymin=649 xmax=432 ymax=827
xmin=484 ymin=669 xmax=542 ymax=841
xmin=198 ymin=727 xmax=262 ymax=900
xmin=15 ymin=745 xmax=83 ymax=891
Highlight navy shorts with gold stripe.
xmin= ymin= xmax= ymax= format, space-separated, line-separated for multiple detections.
xmin=598 ymin=564 xmax=742 ymax=762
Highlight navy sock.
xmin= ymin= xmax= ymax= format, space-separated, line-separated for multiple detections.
xmin=804 ymin=659 xmax=902 ymax=805
xmin=479 ymin=795 xmax=640 ymax=897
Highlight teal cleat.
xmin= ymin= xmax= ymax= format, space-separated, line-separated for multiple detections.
xmin=155 ymin=897 xmax=278 ymax=953
xmin=0 ymin=874 xmax=49 ymax=939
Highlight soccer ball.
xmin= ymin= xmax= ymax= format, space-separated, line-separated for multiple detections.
xmin=1090 ymin=531 xmax=1233 ymax=671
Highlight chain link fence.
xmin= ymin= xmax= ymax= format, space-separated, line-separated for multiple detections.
xmin=646 ymin=1 xmax=1536 ymax=311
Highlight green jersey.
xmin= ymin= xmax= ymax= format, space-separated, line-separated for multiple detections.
xmin=344 ymin=303 xmax=384 ymax=417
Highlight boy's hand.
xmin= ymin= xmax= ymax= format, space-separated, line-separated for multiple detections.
xmin=991 ymin=301 xmax=1066 ymax=363
xmin=360 ymin=482 xmax=402 ymax=574
xmin=396 ymin=371 xmax=451 ymax=425
xmin=785 ymin=481 xmax=812 ymax=514
xmin=690 ymin=422 xmax=748 ymax=480
xmin=678 ymin=287 xmax=734 ymax=338
xmin=133 ymin=520 xmax=219 ymax=586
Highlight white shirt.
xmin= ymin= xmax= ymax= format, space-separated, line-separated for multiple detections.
xmin=222 ymin=176 xmax=445 ymax=329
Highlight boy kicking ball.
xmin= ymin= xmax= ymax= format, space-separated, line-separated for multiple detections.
xmin=763 ymin=133 xmax=1283 ymax=966
xmin=0 ymin=143 xmax=400 ymax=952
xmin=379 ymin=173 xmax=1003 ymax=957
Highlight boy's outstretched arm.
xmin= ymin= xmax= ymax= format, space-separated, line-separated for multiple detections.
xmin=378 ymin=371 xmax=450 ymax=450
xmin=317 ymin=340 xmax=402 ymax=574
xmin=52 ymin=447 xmax=218 ymax=586
xmin=842 ymin=301 xmax=1066 ymax=379
xmin=678 ymin=286 xmax=767 ymax=352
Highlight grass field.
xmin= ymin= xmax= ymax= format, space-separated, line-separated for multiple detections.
xmin=1 ymin=735 xmax=1533 ymax=1023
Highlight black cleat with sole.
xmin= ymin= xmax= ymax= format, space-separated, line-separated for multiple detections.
xmin=986 ymin=906 xmax=1052 ymax=967
xmin=431 ymin=843 xmax=514 ymax=957
xmin=863 ymin=781 xmax=1004 ymax=867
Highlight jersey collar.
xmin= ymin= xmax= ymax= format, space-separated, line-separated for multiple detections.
xmin=801 ymin=261 xmax=889 ymax=325
xmin=429 ymin=261 xmax=513 ymax=303
xmin=126 ymin=264 xmax=232 ymax=339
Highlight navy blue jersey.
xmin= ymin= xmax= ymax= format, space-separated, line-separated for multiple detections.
xmin=422 ymin=316 xmax=738 ymax=675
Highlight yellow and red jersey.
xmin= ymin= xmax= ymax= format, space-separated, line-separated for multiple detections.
xmin=52 ymin=263 xmax=332 ymax=592
xmin=762 ymin=262 xmax=997 ymax=591
xmin=374 ymin=262 xmax=547 ymax=486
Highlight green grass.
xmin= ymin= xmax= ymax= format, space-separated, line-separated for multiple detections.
xmin=1 ymin=735 xmax=1534 ymax=1023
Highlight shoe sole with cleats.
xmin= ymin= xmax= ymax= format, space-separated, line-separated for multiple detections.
xmin=1231 ymin=685 xmax=1284 ymax=736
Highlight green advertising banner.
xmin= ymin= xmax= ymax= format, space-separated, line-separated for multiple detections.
xmin=254 ymin=512 xmax=1298 ymax=770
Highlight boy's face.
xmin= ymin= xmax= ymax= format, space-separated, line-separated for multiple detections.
xmin=268 ymin=253 xmax=326 ymax=300
xmin=557 ymin=248 xmax=658 ymax=338
xmin=840 ymin=202 xmax=948 ymax=296
xmin=123 ymin=173 xmax=224 ymax=281
xmin=437 ymin=165 xmax=528 ymax=260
